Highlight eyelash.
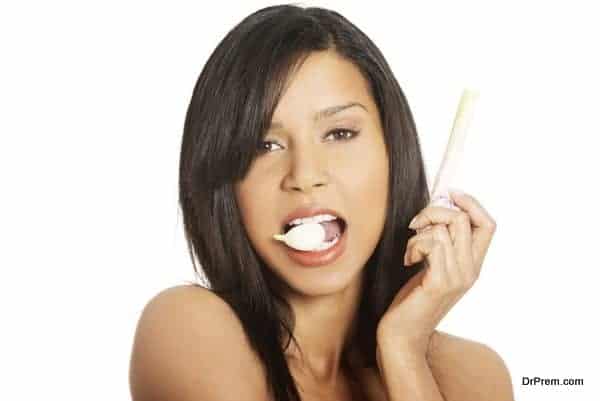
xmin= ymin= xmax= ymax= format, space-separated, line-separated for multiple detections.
xmin=258 ymin=128 xmax=360 ymax=154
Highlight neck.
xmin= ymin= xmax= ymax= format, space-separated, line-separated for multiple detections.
xmin=281 ymin=271 xmax=364 ymax=385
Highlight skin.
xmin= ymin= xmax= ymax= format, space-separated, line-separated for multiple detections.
xmin=233 ymin=50 xmax=513 ymax=400
xmin=234 ymin=50 xmax=389 ymax=391
xmin=375 ymin=191 xmax=510 ymax=401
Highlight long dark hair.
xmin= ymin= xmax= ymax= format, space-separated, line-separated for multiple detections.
xmin=178 ymin=4 xmax=430 ymax=400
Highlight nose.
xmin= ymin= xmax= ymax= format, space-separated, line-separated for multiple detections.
xmin=282 ymin=146 xmax=329 ymax=193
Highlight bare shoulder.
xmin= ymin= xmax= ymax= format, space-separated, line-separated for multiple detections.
xmin=129 ymin=285 xmax=271 ymax=401
xmin=428 ymin=330 xmax=514 ymax=401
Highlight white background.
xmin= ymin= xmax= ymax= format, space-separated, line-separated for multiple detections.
xmin=1 ymin=0 xmax=598 ymax=399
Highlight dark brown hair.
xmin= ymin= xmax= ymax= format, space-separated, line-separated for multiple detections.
xmin=179 ymin=4 xmax=430 ymax=400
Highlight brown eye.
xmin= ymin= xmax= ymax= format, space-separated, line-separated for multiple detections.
xmin=257 ymin=140 xmax=283 ymax=153
xmin=325 ymin=128 xmax=359 ymax=141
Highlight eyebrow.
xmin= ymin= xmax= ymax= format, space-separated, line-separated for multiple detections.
xmin=268 ymin=101 xmax=367 ymax=130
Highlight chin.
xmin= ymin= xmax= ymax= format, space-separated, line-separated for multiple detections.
xmin=257 ymin=231 xmax=378 ymax=298
xmin=268 ymin=260 xmax=366 ymax=300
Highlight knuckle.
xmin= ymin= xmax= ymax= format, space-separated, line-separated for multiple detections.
xmin=429 ymin=227 xmax=439 ymax=240
xmin=432 ymin=224 xmax=444 ymax=234
xmin=408 ymin=232 xmax=423 ymax=245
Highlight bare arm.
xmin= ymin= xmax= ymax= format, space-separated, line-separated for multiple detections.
xmin=129 ymin=285 xmax=272 ymax=401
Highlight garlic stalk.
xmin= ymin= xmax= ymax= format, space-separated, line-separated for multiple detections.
xmin=430 ymin=88 xmax=479 ymax=209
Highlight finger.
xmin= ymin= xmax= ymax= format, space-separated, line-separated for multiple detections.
xmin=418 ymin=237 xmax=448 ymax=295
xmin=404 ymin=226 xmax=433 ymax=266
xmin=431 ymin=224 xmax=461 ymax=289
xmin=448 ymin=190 xmax=495 ymax=230
xmin=449 ymin=190 xmax=496 ymax=263
xmin=442 ymin=208 xmax=470 ymax=244
xmin=410 ymin=205 xmax=464 ymax=248
xmin=404 ymin=228 xmax=449 ymax=291
xmin=409 ymin=206 xmax=462 ymax=231
xmin=415 ymin=223 xmax=434 ymax=236
xmin=430 ymin=193 xmax=462 ymax=211
xmin=447 ymin=210 xmax=475 ymax=281
xmin=411 ymin=197 xmax=479 ymax=275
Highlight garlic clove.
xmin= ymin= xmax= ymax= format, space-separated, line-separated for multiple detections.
xmin=272 ymin=222 xmax=326 ymax=251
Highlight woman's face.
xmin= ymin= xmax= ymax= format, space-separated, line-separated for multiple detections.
xmin=234 ymin=50 xmax=389 ymax=297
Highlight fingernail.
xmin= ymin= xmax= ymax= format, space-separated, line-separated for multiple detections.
xmin=409 ymin=215 xmax=419 ymax=229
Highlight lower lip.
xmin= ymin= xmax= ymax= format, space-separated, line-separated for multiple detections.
xmin=281 ymin=226 xmax=348 ymax=267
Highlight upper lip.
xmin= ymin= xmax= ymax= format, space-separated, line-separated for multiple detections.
xmin=281 ymin=205 xmax=346 ymax=231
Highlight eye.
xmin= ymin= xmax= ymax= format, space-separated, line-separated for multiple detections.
xmin=325 ymin=128 xmax=360 ymax=142
xmin=256 ymin=128 xmax=359 ymax=155
xmin=257 ymin=140 xmax=283 ymax=154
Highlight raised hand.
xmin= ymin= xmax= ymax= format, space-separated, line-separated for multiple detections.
xmin=376 ymin=190 xmax=497 ymax=358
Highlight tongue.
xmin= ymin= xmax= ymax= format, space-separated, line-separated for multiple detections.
xmin=319 ymin=220 xmax=342 ymax=241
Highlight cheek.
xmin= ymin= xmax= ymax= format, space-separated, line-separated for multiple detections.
xmin=338 ymin=142 xmax=389 ymax=197
xmin=338 ymin=142 xmax=389 ymax=239
xmin=235 ymin=178 xmax=275 ymax=236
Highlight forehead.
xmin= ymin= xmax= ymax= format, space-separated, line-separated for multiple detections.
xmin=270 ymin=51 xmax=373 ymax=126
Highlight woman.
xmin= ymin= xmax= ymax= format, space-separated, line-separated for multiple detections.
xmin=129 ymin=4 xmax=513 ymax=401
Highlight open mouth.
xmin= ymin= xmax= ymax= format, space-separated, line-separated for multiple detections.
xmin=283 ymin=217 xmax=347 ymax=239
xmin=279 ymin=216 xmax=349 ymax=266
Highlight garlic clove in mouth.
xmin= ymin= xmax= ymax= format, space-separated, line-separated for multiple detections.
xmin=273 ymin=222 xmax=326 ymax=251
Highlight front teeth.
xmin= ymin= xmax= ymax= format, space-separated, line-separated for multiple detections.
xmin=287 ymin=213 xmax=337 ymax=229
xmin=273 ymin=221 xmax=341 ymax=252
